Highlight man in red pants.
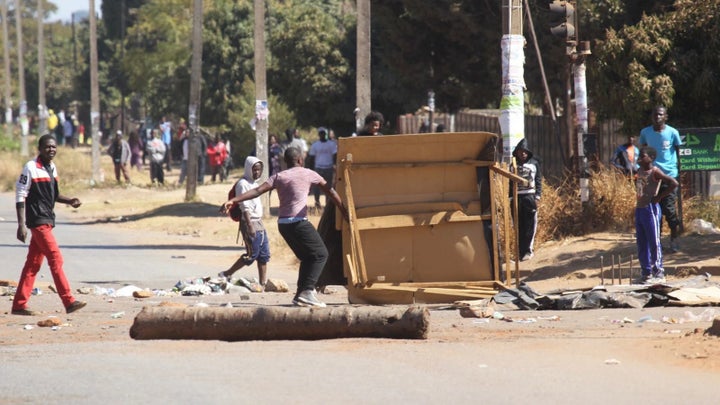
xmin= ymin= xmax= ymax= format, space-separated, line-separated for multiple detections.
xmin=12 ymin=134 xmax=86 ymax=316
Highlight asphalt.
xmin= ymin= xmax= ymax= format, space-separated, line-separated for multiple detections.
xmin=0 ymin=192 xmax=718 ymax=404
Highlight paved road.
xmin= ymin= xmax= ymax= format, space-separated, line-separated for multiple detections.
xmin=0 ymin=192 xmax=717 ymax=404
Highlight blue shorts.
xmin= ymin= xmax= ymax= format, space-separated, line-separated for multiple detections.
xmin=243 ymin=229 xmax=270 ymax=265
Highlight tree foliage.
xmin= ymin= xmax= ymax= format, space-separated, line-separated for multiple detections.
xmin=123 ymin=0 xmax=193 ymax=119
xmin=588 ymin=0 xmax=720 ymax=132
xmin=8 ymin=0 xmax=720 ymax=148
xmin=268 ymin=0 xmax=354 ymax=132
xmin=371 ymin=0 xmax=502 ymax=117
xmin=201 ymin=0 xmax=255 ymax=126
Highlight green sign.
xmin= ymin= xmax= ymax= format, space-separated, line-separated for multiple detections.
xmin=678 ymin=128 xmax=720 ymax=171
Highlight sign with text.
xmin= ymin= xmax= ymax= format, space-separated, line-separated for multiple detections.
xmin=678 ymin=128 xmax=720 ymax=171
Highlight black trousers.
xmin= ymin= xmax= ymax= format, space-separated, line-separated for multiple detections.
xmin=150 ymin=161 xmax=164 ymax=184
xmin=278 ymin=220 xmax=328 ymax=293
xmin=516 ymin=194 xmax=538 ymax=257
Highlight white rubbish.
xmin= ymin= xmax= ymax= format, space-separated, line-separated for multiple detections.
xmin=110 ymin=311 xmax=125 ymax=319
xmin=689 ymin=218 xmax=720 ymax=235
xmin=604 ymin=359 xmax=621 ymax=365
xmin=113 ymin=285 xmax=142 ymax=297
xmin=678 ymin=308 xmax=717 ymax=323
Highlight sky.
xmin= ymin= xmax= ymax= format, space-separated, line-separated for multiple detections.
xmin=49 ymin=0 xmax=103 ymax=23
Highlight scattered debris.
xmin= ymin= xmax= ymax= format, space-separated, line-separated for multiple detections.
xmin=133 ymin=290 xmax=153 ymax=299
xmin=37 ymin=318 xmax=62 ymax=327
xmin=706 ymin=318 xmax=720 ymax=337
xmin=604 ymin=359 xmax=621 ymax=365
xmin=265 ymin=278 xmax=289 ymax=293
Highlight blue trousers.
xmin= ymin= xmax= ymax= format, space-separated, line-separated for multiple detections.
xmin=635 ymin=203 xmax=664 ymax=276
xmin=278 ymin=220 xmax=328 ymax=292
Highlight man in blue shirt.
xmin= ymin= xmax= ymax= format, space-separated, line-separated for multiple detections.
xmin=639 ymin=106 xmax=683 ymax=252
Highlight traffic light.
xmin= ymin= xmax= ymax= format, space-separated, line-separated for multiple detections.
xmin=549 ymin=1 xmax=575 ymax=41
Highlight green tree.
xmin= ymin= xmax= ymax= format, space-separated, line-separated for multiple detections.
xmin=122 ymin=0 xmax=193 ymax=119
xmin=589 ymin=0 xmax=720 ymax=133
xmin=268 ymin=0 xmax=353 ymax=131
xmin=371 ymin=1 xmax=501 ymax=120
xmin=201 ymin=0 xmax=255 ymax=126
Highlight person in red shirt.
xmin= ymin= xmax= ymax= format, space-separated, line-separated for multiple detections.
xmin=207 ymin=134 xmax=228 ymax=182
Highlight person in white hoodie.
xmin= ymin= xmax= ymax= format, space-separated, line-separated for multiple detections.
xmin=219 ymin=156 xmax=269 ymax=288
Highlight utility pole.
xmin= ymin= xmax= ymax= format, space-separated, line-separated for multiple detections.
xmin=37 ymin=0 xmax=46 ymax=136
xmin=254 ymin=0 xmax=269 ymax=217
xmin=120 ymin=0 xmax=125 ymax=133
xmin=185 ymin=0 xmax=203 ymax=201
xmin=500 ymin=0 xmax=524 ymax=161
xmin=549 ymin=0 xmax=577 ymax=169
xmin=89 ymin=0 xmax=102 ymax=184
xmin=355 ymin=0 xmax=371 ymax=132
xmin=72 ymin=13 xmax=77 ymax=73
xmin=1 ymin=1 xmax=12 ymax=142
xmin=14 ymin=0 xmax=27 ymax=156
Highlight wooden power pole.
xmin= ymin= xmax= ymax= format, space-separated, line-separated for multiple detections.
xmin=500 ymin=0 xmax=524 ymax=161
xmin=89 ymin=0 xmax=102 ymax=184
xmin=14 ymin=0 xmax=27 ymax=156
xmin=1 ymin=1 xmax=12 ymax=142
xmin=185 ymin=0 xmax=203 ymax=201
xmin=254 ymin=0 xmax=269 ymax=216
xmin=355 ymin=0 xmax=371 ymax=132
xmin=37 ymin=0 xmax=46 ymax=136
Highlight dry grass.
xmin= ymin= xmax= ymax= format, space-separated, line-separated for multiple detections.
xmin=537 ymin=165 xmax=719 ymax=246
xmin=537 ymin=168 xmax=638 ymax=244
xmin=0 ymin=146 xmax=116 ymax=194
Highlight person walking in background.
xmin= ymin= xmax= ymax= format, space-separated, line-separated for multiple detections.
xmin=634 ymin=146 xmax=678 ymax=284
xmin=173 ymin=118 xmax=187 ymax=165
xmin=219 ymin=157 xmax=270 ymax=288
xmin=77 ymin=121 xmax=86 ymax=145
xmin=222 ymin=134 xmax=233 ymax=180
xmin=639 ymin=106 xmax=683 ymax=252
xmin=307 ymin=127 xmax=337 ymax=210
xmin=512 ymin=138 xmax=542 ymax=262
xmin=12 ymin=134 xmax=87 ymax=316
xmin=128 ymin=130 xmax=143 ymax=171
xmin=146 ymin=129 xmax=166 ymax=185
xmin=177 ymin=128 xmax=190 ymax=185
xmin=268 ymin=133 xmax=282 ymax=176
xmin=107 ymin=130 xmax=132 ymax=184
xmin=611 ymin=134 xmax=639 ymax=176
xmin=197 ymin=133 xmax=207 ymax=185
xmin=221 ymin=147 xmax=348 ymax=308
xmin=207 ymin=134 xmax=228 ymax=182
xmin=62 ymin=115 xmax=74 ymax=148
xmin=159 ymin=116 xmax=173 ymax=172
xmin=46 ymin=109 xmax=58 ymax=137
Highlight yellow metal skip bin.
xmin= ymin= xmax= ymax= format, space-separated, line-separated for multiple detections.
xmin=333 ymin=132 xmax=516 ymax=304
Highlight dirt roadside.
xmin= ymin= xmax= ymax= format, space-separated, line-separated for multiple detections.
xmin=2 ymin=169 xmax=720 ymax=375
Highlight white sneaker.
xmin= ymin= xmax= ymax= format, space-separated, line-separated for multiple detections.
xmin=292 ymin=289 xmax=327 ymax=308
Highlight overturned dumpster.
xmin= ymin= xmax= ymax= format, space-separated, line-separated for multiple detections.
xmin=322 ymin=132 xmax=525 ymax=304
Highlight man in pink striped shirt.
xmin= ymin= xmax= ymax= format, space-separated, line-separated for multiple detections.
xmin=222 ymin=147 xmax=347 ymax=307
